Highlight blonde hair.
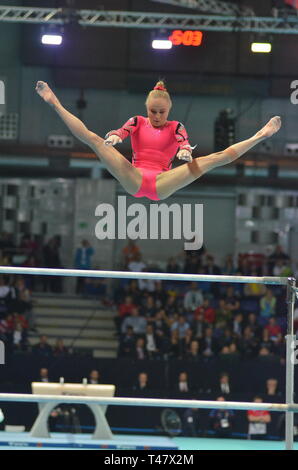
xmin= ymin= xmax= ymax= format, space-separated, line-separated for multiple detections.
xmin=146 ymin=80 xmax=172 ymax=108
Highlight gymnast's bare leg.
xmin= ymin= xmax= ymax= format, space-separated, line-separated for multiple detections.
xmin=35 ymin=81 xmax=142 ymax=195
xmin=156 ymin=116 xmax=281 ymax=200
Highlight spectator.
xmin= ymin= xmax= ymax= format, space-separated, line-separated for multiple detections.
xmin=89 ymin=370 xmax=100 ymax=384
xmin=118 ymin=326 xmax=136 ymax=358
xmin=153 ymin=281 xmax=168 ymax=308
xmin=53 ymin=338 xmax=68 ymax=357
xmin=182 ymin=407 xmax=200 ymax=437
xmin=128 ymin=253 xmax=146 ymax=273
xmin=232 ymin=313 xmax=243 ymax=337
xmin=39 ymin=367 xmax=49 ymax=382
xmin=135 ymin=337 xmax=148 ymax=360
xmin=74 ymin=239 xmax=95 ymax=294
xmin=224 ymin=286 xmax=240 ymax=314
xmin=264 ymin=317 xmax=282 ymax=345
xmin=260 ymin=289 xmax=277 ymax=319
xmin=32 ymin=335 xmax=53 ymax=358
xmin=186 ymin=339 xmax=200 ymax=361
xmin=208 ymin=396 xmax=235 ymax=437
xmin=121 ymin=307 xmax=147 ymax=336
xmin=203 ymin=255 xmax=221 ymax=275
xmin=142 ymin=295 xmax=157 ymax=319
xmin=216 ymin=299 xmax=232 ymax=325
xmin=244 ymin=313 xmax=262 ymax=339
xmin=183 ymin=282 xmax=203 ymax=312
xmin=247 ymin=396 xmax=271 ymax=440
xmin=194 ymin=298 xmax=215 ymax=325
xmin=133 ymin=372 xmax=149 ymax=392
xmin=192 ymin=312 xmax=205 ymax=340
xmin=268 ymin=245 xmax=290 ymax=275
xmin=222 ymin=254 xmax=236 ymax=275
xmin=217 ymin=372 xmax=231 ymax=395
xmin=42 ymin=237 xmax=63 ymax=293
xmin=122 ymin=239 xmax=141 ymax=269
xmin=265 ymin=378 xmax=280 ymax=397
xmin=200 ymin=327 xmax=217 ymax=358
xmin=244 ymin=271 xmax=266 ymax=297
xmin=166 ymin=257 xmax=180 ymax=273
xmin=239 ymin=327 xmax=259 ymax=358
xmin=176 ymin=371 xmax=191 ymax=393
xmin=145 ymin=324 xmax=159 ymax=359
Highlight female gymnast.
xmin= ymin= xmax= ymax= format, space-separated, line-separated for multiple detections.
xmin=35 ymin=80 xmax=281 ymax=201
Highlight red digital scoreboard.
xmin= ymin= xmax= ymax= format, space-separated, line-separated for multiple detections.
xmin=168 ymin=30 xmax=203 ymax=47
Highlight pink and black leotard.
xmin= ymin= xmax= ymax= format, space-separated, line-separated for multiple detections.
xmin=106 ymin=116 xmax=192 ymax=201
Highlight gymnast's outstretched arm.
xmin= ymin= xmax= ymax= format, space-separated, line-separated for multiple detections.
xmin=35 ymin=81 xmax=99 ymax=149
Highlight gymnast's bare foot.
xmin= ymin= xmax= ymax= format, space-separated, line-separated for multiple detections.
xmin=35 ymin=81 xmax=59 ymax=107
xmin=256 ymin=116 xmax=281 ymax=140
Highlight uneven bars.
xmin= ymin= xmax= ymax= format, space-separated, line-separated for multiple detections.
xmin=0 ymin=393 xmax=297 ymax=412
xmin=0 ymin=266 xmax=289 ymax=285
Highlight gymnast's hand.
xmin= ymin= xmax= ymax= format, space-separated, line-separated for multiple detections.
xmin=104 ymin=134 xmax=122 ymax=146
xmin=177 ymin=149 xmax=193 ymax=162
xmin=35 ymin=81 xmax=59 ymax=107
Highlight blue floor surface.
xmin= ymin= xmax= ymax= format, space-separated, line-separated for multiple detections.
xmin=0 ymin=431 xmax=295 ymax=450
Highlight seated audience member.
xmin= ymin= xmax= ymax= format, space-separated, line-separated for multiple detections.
xmin=155 ymin=329 xmax=172 ymax=359
xmin=135 ymin=337 xmax=148 ymax=360
xmin=145 ymin=324 xmax=159 ymax=359
xmin=244 ymin=271 xmax=266 ymax=297
xmin=239 ymin=327 xmax=259 ymax=358
xmin=260 ymin=288 xmax=277 ymax=319
xmin=122 ymin=239 xmax=140 ymax=269
xmin=176 ymin=372 xmax=191 ymax=394
xmin=192 ymin=312 xmax=205 ymax=340
xmin=171 ymin=315 xmax=190 ymax=341
xmin=217 ymin=372 xmax=231 ymax=395
xmin=118 ymin=326 xmax=136 ymax=358
xmin=153 ymin=281 xmax=168 ymax=308
xmin=32 ymin=335 xmax=53 ymax=358
xmin=222 ymin=254 xmax=236 ymax=275
xmin=186 ymin=340 xmax=200 ymax=361
xmin=127 ymin=253 xmax=146 ymax=273
xmin=182 ymin=407 xmax=200 ymax=437
xmin=53 ymin=338 xmax=68 ymax=357
xmin=164 ymin=295 xmax=178 ymax=317
xmin=141 ymin=295 xmax=157 ymax=319
xmin=216 ymin=299 xmax=232 ymax=325
xmin=183 ymin=282 xmax=203 ymax=313
xmin=133 ymin=372 xmax=149 ymax=392
xmin=208 ymin=396 xmax=235 ymax=437
xmin=265 ymin=378 xmax=280 ymax=398
xmin=247 ymin=396 xmax=271 ymax=440
xmin=39 ymin=367 xmax=50 ymax=382
xmin=88 ymin=369 xmax=100 ymax=384
xmin=166 ymin=257 xmax=180 ymax=274
xmin=223 ymin=286 xmax=240 ymax=314
xmin=151 ymin=309 xmax=170 ymax=336
xmin=232 ymin=313 xmax=243 ymax=337
xmin=264 ymin=317 xmax=282 ymax=345
xmin=121 ymin=307 xmax=147 ymax=336
xmin=244 ymin=313 xmax=262 ymax=339
xmin=267 ymin=245 xmax=290 ymax=275
xmin=200 ymin=327 xmax=217 ymax=358
xmin=195 ymin=298 xmax=215 ymax=325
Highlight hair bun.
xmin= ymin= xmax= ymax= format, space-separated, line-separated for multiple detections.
xmin=154 ymin=85 xmax=167 ymax=91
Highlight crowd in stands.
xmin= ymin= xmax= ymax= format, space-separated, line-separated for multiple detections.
xmin=115 ymin=241 xmax=294 ymax=362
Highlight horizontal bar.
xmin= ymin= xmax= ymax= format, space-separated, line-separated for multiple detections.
xmin=0 ymin=266 xmax=288 ymax=285
xmin=0 ymin=393 xmax=296 ymax=412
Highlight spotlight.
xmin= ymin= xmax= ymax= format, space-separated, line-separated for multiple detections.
xmin=251 ymin=42 xmax=272 ymax=53
xmin=41 ymin=34 xmax=63 ymax=45
xmin=152 ymin=39 xmax=173 ymax=50
xmin=41 ymin=25 xmax=63 ymax=46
